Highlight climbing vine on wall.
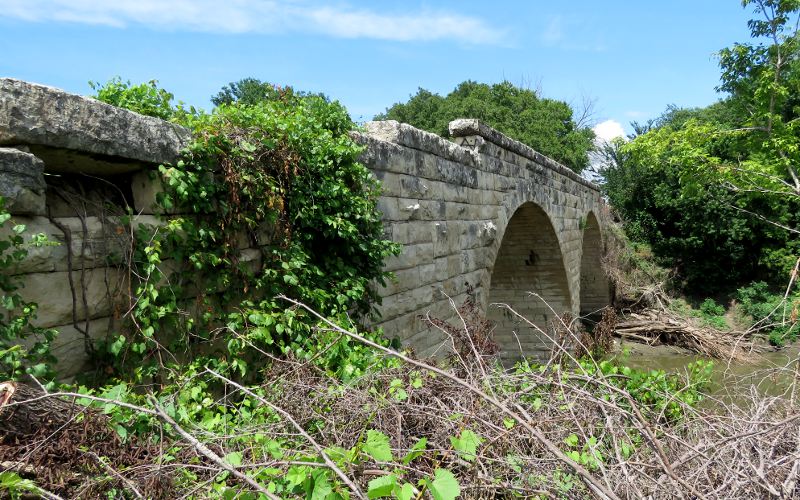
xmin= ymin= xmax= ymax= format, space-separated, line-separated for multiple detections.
xmin=0 ymin=200 xmax=57 ymax=382
xmin=96 ymin=83 xmax=399 ymax=382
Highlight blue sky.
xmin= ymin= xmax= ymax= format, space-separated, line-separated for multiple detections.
xmin=0 ymin=1 xmax=754 ymax=140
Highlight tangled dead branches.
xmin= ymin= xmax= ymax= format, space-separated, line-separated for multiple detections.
xmin=2 ymin=300 xmax=799 ymax=499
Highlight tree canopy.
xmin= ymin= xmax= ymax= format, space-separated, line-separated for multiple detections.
xmin=601 ymin=0 xmax=800 ymax=293
xmin=211 ymin=77 xmax=325 ymax=107
xmin=376 ymin=80 xmax=595 ymax=173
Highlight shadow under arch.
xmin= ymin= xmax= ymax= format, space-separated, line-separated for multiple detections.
xmin=579 ymin=211 xmax=611 ymax=319
xmin=486 ymin=202 xmax=572 ymax=363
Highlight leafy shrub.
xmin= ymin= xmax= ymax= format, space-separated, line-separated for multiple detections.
xmin=698 ymin=298 xmax=728 ymax=329
xmin=699 ymin=298 xmax=724 ymax=317
xmin=102 ymin=87 xmax=399 ymax=382
xmin=89 ymin=77 xmax=175 ymax=120
xmin=211 ymin=77 xmax=325 ymax=106
xmin=515 ymin=358 xmax=713 ymax=423
xmin=737 ymin=281 xmax=798 ymax=346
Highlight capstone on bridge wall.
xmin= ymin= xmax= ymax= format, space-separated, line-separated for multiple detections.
xmin=0 ymin=78 xmax=609 ymax=376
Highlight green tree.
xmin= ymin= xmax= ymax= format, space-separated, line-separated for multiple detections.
xmin=376 ymin=80 xmax=595 ymax=173
xmin=601 ymin=0 xmax=800 ymax=292
xmin=212 ymin=78 xmax=325 ymax=106
xmin=714 ymin=0 xmax=800 ymax=200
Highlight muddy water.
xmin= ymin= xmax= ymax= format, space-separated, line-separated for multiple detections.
xmin=611 ymin=340 xmax=800 ymax=402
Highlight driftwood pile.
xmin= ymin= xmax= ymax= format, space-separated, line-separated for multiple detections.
xmin=614 ymin=309 xmax=762 ymax=362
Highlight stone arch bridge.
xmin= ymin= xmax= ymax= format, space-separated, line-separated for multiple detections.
xmin=357 ymin=119 xmax=610 ymax=361
xmin=0 ymin=79 xmax=609 ymax=373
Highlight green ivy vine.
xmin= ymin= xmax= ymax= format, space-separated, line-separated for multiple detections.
xmin=103 ymin=86 xmax=399 ymax=382
xmin=0 ymin=199 xmax=57 ymax=382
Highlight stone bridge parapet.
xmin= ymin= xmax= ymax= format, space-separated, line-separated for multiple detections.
xmin=0 ymin=78 xmax=610 ymax=375
xmin=356 ymin=119 xmax=610 ymax=360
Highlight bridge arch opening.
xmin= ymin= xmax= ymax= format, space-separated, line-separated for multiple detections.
xmin=486 ymin=202 xmax=572 ymax=362
xmin=579 ymin=211 xmax=610 ymax=318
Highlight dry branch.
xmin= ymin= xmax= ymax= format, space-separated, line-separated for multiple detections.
xmin=615 ymin=309 xmax=761 ymax=362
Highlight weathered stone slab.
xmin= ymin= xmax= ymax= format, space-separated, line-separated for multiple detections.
xmin=0 ymin=79 xmax=190 ymax=173
xmin=359 ymin=121 xmax=478 ymax=167
xmin=0 ymin=147 xmax=45 ymax=215
xmin=17 ymin=267 xmax=126 ymax=328
xmin=16 ymin=316 xmax=114 ymax=380
xmin=0 ymin=214 xmax=160 ymax=274
xmin=449 ymin=118 xmax=600 ymax=192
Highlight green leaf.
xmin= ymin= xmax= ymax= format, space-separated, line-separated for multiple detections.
xmin=367 ymin=474 xmax=397 ymax=498
xmin=449 ymin=429 xmax=483 ymax=462
xmin=364 ymin=430 xmax=393 ymax=462
xmin=114 ymin=424 xmax=128 ymax=441
xmin=310 ymin=470 xmax=333 ymax=500
xmin=428 ymin=469 xmax=460 ymax=500
xmin=401 ymin=437 xmax=427 ymax=465
xmin=223 ymin=451 xmax=242 ymax=467
xmin=108 ymin=335 xmax=126 ymax=356
xmin=286 ymin=466 xmax=309 ymax=486
xmin=394 ymin=483 xmax=414 ymax=500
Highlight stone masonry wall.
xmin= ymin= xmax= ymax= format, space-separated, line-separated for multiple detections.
xmin=357 ymin=119 xmax=609 ymax=360
xmin=1 ymin=78 xmax=610 ymax=376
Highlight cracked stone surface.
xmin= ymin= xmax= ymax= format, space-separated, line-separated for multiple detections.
xmin=0 ymin=147 xmax=46 ymax=214
xmin=0 ymin=78 xmax=190 ymax=174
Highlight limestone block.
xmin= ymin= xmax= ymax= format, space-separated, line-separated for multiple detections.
xmin=383 ymin=242 xmax=433 ymax=272
xmin=356 ymin=135 xmax=414 ymax=176
xmin=433 ymin=222 xmax=452 ymax=258
xmin=0 ymin=79 xmax=189 ymax=174
xmin=376 ymin=197 xmax=401 ymax=221
xmin=0 ymin=148 xmax=46 ymax=215
xmin=17 ymin=267 xmax=126 ymax=328
xmin=392 ymin=221 xmax=434 ymax=245
xmin=415 ymin=153 xmax=438 ymax=180
xmin=15 ymin=316 xmax=114 ymax=380
xmin=373 ymin=170 xmax=402 ymax=197
xmin=372 ymin=309 xmax=422 ymax=343
xmin=51 ymin=317 xmax=114 ymax=379
xmin=381 ymin=267 xmax=420 ymax=296
xmin=379 ymin=285 xmax=433 ymax=320
xmin=444 ymin=202 xmax=470 ymax=220
xmin=479 ymin=221 xmax=498 ymax=246
xmin=132 ymin=169 xmax=168 ymax=214
xmin=361 ymin=121 xmax=477 ymax=168
xmin=0 ymin=214 xmax=163 ymax=274
xmin=423 ymin=180 xmax=447 ymax=203
xmin=435 ymin=157 xmax=479 ymax=189
xmin=416 ymin=263 xmax=436 ymax=286
xmin=397 ymin=198 xmax=422 ymax=221
xmin=400 ymin=175 xmax=429 ymax=198
xmin=131 ymin=169 xmax=203 ymax=215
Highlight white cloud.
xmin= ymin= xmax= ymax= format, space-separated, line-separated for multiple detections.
xmin=593 ymin=119 xmax=626 ymax=142
xmin=0 ymin=0 xmax=504 ymax=44
xmin=583 ymin=119 xmax=626 ymax=180
xmin=541 ymin=16 xmax=564 ymax=46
